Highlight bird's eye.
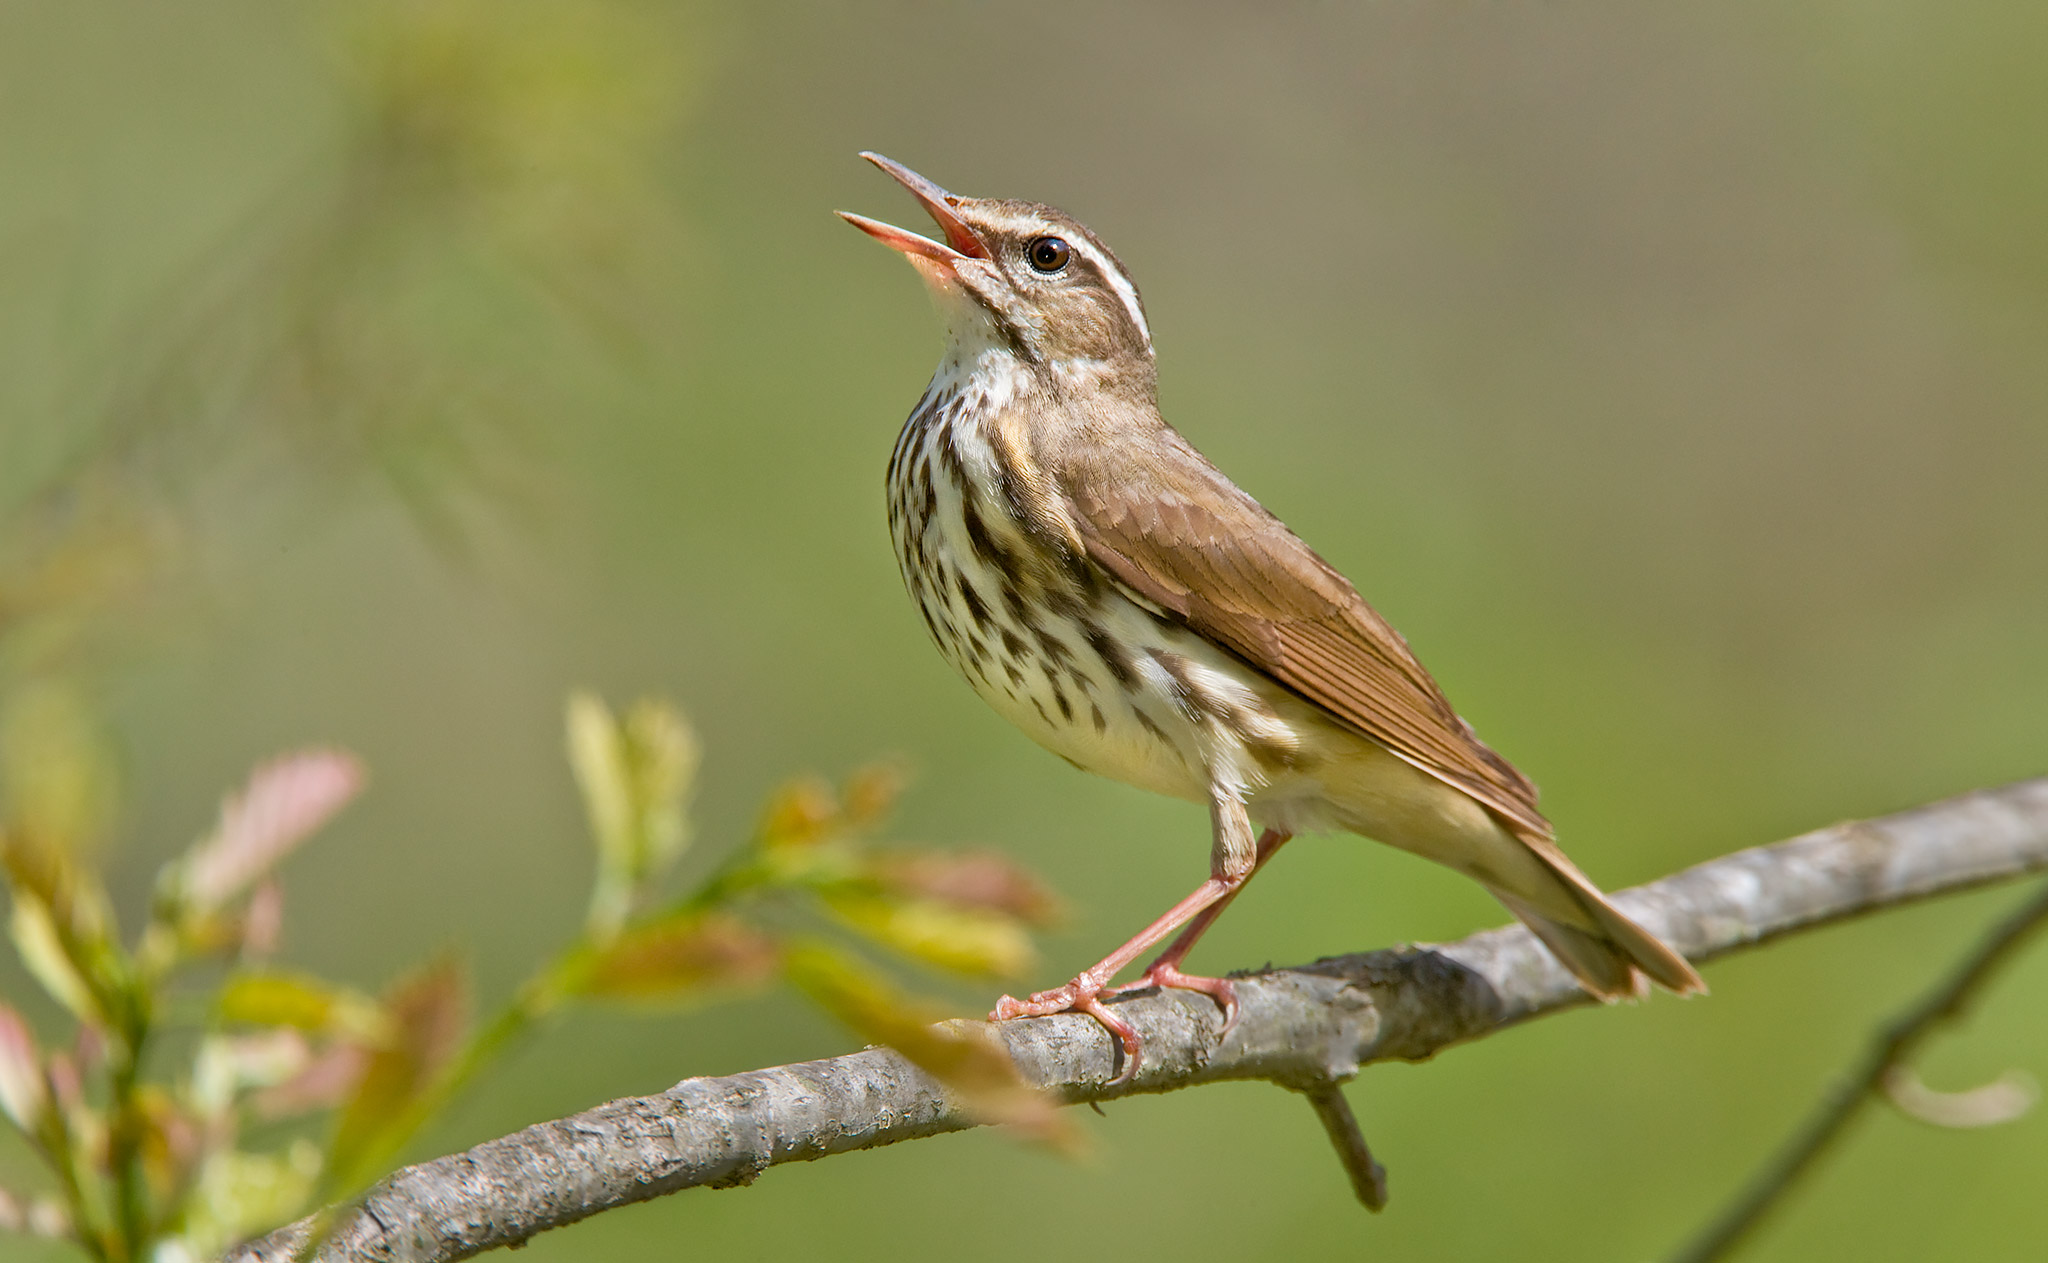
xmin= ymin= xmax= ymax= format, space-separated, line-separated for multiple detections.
xmin=1026 ymin=236 xmax=1071 ymax=273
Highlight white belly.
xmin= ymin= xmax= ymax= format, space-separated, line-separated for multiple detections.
xmin=951 ymin=586 xmax=1220 ymax=804
xmin=887 ymin=396 xmax=1230 ymax=805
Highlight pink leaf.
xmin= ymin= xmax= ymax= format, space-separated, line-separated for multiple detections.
xmin=253 ymin=1041 xmax=370 ymax=1120
xmin=0 ymin=1005 xmax=47 ymax=1133
xmin=183 ymin=751 xmax=365 ymax=912
xmin=243 ymin=878 xmax=286 ymax=957
xmin=866 ymin=849 xmax=1062 ymax=925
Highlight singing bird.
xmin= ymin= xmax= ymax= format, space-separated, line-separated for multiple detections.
xmin=842 ymin=154 xmax=1702 ymax=1075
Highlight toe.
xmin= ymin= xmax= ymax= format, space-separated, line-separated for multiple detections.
xmin=1213 ymin=981 xmax=1241 ymax=1035
xmin=1077 ymin=997 xmax=1143 ymax=1084
xmin=1129 ymin=965 xmax=1238 ymax=1031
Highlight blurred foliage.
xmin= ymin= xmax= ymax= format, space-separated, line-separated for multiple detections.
xmin=783 ymin=942 xmax=1074 ymax=1149
xmin=0 ymin=1 xmax=2045 ymax=1261
xmin=0 ymin=1 xmax=1065 ymax=1257
xmin=0 ymin=0 xmax=694 ymax=677
xmin=0 ymin=689 xmax=1062 ymax=1260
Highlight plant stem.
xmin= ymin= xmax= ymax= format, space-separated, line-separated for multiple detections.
xmin=317 ymin=952 xmax=584 ymax=1205
xmin=1670 ymin=878 xmax=2048 ymax=1263
xmin=106 ymin=993 xmax=154 ymax=1263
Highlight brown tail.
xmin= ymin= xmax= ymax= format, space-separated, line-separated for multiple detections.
xmin=1493 ymin=839 xmax=1705 ymax=1001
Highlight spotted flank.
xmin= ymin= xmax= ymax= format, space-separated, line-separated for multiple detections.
xmin=889 ymin=370 xmax=1301 ymax=810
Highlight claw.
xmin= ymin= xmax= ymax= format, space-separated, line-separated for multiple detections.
xmin=990 ymin=978 xmax=1145 ymax=1082
xmin=1076 ymin=997 xmax=1143 ymax=1083
xmin=989 ymin=960 xmax=1245 ymax=1086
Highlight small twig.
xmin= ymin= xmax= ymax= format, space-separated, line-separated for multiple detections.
xmin=1669 ymin=876 xmax=2048 ymax=1263
xmin=1298 ymin=1083 xmax=1387 ymax=1211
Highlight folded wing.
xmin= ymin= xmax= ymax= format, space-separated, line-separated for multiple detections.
xmin=1062 ymin=425 xmax=1551 ymax=841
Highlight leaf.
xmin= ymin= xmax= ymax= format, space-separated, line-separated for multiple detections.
xmin=567 ymin=692 xmax=700 ymax=934
xmin=325 ymin=958 xmax=468 ymax=1192
xmin=782 ymin=942 xmax=1074 ymax=1149
xmin=865 ymin=849 xmax=1062 ymax=925
xmin=755 ymin=776 xmax=840 ymax=853
xmin=7 ymin=894 xmax=100 ymax=1024
xmin=179 ymin=1140 xmax=322 ymax=1260
xmin=566 ymin=691 xmax=633 ymax=866
xmin=0 ymin=1003 xmax=47 ymax=1134
xmin=0 ymin=679 xmax=115 ymax=855
xmin=190 ymin=1030 xmax=315 ymax=1116
xmin=43 ymin=1050 xmax=81 ymax=1116
xmin=134 ymin=1084 xmax=201 ymax=1202
xmin=216 ymin=972 xmax=389 ymax=1041
xmin=575 ymin=912 xmax=779 ymax=1004
xmin=825 ymin=892 xmax=1037 ymax=980
xmin=2 ymin=828 xmax=121 ymax=1018
xmin=174 ymin=750 xmax=365 ymax=914
xmin=838 ymin=762 xmax=909 ymax=828
xmin=620 ymin=700 xmax=698 ymax=870
xmin=251 ymin=1042 xmax=370 ymax=1121
xmin=242 ymin=877 xmax=286 ymax=957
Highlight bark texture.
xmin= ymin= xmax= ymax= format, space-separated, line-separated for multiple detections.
xmin=226 ymin=778 xmax=2048 ymax=1263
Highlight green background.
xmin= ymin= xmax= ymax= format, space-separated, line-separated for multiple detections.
xmin=3 ymin=2 xmax=2047 ymax=1259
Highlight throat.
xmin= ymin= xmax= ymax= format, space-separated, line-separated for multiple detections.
xmin=933 ymin=340 xmax=1029 ymax=417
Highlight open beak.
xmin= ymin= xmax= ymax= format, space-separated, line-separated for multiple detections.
xmin=838 ymin=152 xmax=990 ymax=266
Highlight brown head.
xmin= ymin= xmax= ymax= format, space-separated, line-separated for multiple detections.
xmin=840 ymin=153 xmax=1156 ymax=398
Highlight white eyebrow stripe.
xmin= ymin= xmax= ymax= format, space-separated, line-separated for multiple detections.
xmin=1064 ymin=237 xmax=1151 ymax=347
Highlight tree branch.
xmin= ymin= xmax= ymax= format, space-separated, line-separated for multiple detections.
xmin=226 ymin=777 xmax=2048 ymax=1263
xmin=1670 ymin=873 xmax=2048 ymax=1263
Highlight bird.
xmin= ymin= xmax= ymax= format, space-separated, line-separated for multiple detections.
xmin=840 ymin=153 xmax=1703 ymax=1077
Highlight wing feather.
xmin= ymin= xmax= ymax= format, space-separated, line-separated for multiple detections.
xmin=1062 ymin=427 xmax=1549 ymax=838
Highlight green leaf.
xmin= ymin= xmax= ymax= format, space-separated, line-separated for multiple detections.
xmin=575 ymin=912 xmax=778 ymax=1004
xmin=619 ymin=700 xmax=698 ymax=873
xmin=216 ymin=972 xmax=389 ymax=1041
xmin=754 ymin=776 xmax=840 ymax=853
xmin=782 ymin=942 xmax=1074 ymax=1149
xmin=0 ymin=679 xmax=114 ymax=856
xmin=567 ymin=691 xmax=699 ymax=935
xmin=837 ymin=762 xmax=909 ymax=829
xmin=178 ymin=1140 xmax=322 ymax=1260
xmin=2 ymin=825 xmax=127 ymax=1023
xmin=566 ymin=691 xmax=633 ymax=867
xmin=825 ymin=892 xmax=1036 ymax=981
xmin=7 ymin=894 xmax=100 ymax=1025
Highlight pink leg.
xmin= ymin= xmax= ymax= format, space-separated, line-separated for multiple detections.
xmin=990 ymin=829 xmax=1291 ymax=1081
xmin=1103 ymin=831 xmax=1292 ymax=1033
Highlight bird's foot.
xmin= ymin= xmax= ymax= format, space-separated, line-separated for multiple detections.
xmin=1104 ymin=962 xmax=1241 ymax=1035
xmin=991 ymin=979 xmax=1145 ymax=1083
xmin=991 ymin=961 xmax=1241 ymax=1085
xmin=985 ymin=849 xmax=1288 ymax=1086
